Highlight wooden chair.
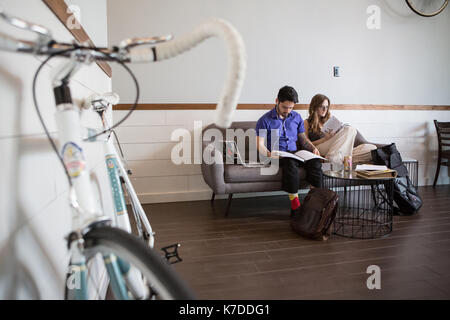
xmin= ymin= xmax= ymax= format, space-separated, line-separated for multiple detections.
xmin=433 ymin=120 xmax=450 ymax=187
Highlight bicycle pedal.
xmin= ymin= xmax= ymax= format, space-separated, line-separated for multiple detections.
xmin=161 ymin=243 xmax=182 ymax=264
xmin=143 ymin=231 xmax=151 ymax=242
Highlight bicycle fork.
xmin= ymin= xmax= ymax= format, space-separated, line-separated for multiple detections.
xmin=66 ymin=230 xmax=133 ymax=300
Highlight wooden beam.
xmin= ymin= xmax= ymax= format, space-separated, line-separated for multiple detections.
xmin=42 ymin=0 xmax=112 ymax=78
xmin=113 ymin=103 xmax=450 ymax=111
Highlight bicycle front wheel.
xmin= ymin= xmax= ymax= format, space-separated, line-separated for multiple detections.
xmin=65 ymin=226 xmax=195 ymax=300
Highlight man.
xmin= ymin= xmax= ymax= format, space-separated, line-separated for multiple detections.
xmin=256 ymin=85 xmax=323 ymax=215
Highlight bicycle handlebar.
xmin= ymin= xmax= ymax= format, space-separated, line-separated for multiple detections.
xmin=0 ymin=8 xmax=51 ymax=40
xmin=132 ymin=18 xmax=247 ymax=128
xmin=0 ymin=10 xmax=246 ymax=128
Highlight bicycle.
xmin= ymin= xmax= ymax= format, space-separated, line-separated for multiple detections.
xmin=74 ymin=92 xmax=175 ymax=300
xmin=0 ymin=8 xmax=246 ymax=300
xmin=83 ymin=93 xmax=183 ymax=257
xmin=82 ymin=93 xmax=155 ymax=246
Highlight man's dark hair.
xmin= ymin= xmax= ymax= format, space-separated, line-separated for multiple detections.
xmin=277 ymin=86 xmax=299 ymax=103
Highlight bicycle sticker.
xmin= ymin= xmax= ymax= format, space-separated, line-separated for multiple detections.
xmin=107 ymin=158 xmax=115 ymax=169
xmin=62 ymin=142 xmax=86 ymax=178
xmin=105 ymin=154 xmax=126 ymax=216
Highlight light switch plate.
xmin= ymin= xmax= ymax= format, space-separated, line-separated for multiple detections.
xmin=333 ymin=66 xmax=340 ymax=77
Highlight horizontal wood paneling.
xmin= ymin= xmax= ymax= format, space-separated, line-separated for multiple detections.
xmin=42 ymin=0 xmax=112 ymax=78
xmin=127 ymin=160 xmax=201 ymax=177
xmin=117 ymin=142 xmax=177 ymax=161
xmin=114 ymin=125 xmax=187 ymax=143
xmin=114 ymin=103 xmax=450 ymax=111
xmin=112 ymin=108 xmax=449 ymax=199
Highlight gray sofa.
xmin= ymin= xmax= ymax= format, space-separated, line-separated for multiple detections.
xmin=201 ymin=121 xmax=382 ymax=216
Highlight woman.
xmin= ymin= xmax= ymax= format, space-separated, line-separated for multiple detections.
xmin=304 ymin=94 xmax=376 ymax=163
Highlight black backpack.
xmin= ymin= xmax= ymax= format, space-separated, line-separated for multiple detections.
xmin=371 ymin=143 xmax=422 ymax=216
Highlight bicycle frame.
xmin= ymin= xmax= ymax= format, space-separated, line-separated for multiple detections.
xmin=53 ymin=60 xmax=148 ymax=300
xmin=83 ymin=96 xmax=156 ymax=249
xmin=102 ymin=134 xmax=155 ymax=248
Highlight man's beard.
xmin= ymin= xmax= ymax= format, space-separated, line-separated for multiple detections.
xmin=276 ymin=104 xmax=288 ymax=117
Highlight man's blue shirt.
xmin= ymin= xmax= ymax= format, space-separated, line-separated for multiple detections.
xmin=255 ymin=106 xmax=305 ymax=152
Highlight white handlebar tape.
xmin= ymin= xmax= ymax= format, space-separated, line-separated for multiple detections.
xmin=129 ymin=18 xmax=246 ymax=128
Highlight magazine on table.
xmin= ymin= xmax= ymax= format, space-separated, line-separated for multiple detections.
xmin=355 ymin=163 xmax=397 ymax=178
xmin=321 ymin=115 xmax=348 ymax=134
xmin=355 ymin=164 xmax=389 ymax=171
xmin=355 ymin=169 xmax=397 ymax=179
xmin=272 ymin=150 xmax=327 ymax=162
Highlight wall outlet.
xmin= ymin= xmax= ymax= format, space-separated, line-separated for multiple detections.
xmin=333 ymin=66 xmax=340 ymax=77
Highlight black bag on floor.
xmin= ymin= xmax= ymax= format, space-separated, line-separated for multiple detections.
xmin=290 ymin=188 xmax=339 ymax=240
xmin=371 ymin=143 xmax=422 ymax=215
xmin=371 ymin=143 xmax=409 ymax=177
xmin=392 ymin=176 xmax=422 ymax=216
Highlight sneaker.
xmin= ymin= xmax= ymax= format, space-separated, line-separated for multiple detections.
xmin=290 ymin=205 xmax=301 ymax=219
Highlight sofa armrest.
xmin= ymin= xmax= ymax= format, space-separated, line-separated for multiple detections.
xmin=201 ymin=141 xmax=226 ymax=194
xmin=355 ymin=129 xmax=387 ymax=148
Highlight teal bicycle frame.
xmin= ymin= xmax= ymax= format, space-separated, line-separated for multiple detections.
xmin=66 ymin=109 xmax=156 ymax=300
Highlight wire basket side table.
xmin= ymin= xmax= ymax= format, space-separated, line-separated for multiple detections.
xmin=323 ymin=170 xmax=394 ymax=239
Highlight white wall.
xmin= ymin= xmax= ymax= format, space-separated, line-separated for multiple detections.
xmin=0 ymin=0 xmax=111 ymax=299
xmin=107 ymin=0 xmax=450 ymax=203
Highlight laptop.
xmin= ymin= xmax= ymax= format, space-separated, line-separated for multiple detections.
xmin=222 ymin=140 xmax=270 ymax=167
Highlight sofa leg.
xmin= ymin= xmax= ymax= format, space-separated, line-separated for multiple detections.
xmin=225 ymin=193 xmax=233 ymax=217
xmin=211 ymin=192 xmax=215 ymax=202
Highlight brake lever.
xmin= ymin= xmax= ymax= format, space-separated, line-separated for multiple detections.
xmin=118 ymin=35 xmax=173 ymax=53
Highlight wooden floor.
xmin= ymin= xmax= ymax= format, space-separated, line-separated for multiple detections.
xmin=140 ymin=185 xmax=450 ymax=300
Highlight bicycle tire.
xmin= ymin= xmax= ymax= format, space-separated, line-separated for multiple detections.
xmin=405 ymin=0 xmax=448 ymax=17
xmin=65 ymin=226 xmax=195 ymax=300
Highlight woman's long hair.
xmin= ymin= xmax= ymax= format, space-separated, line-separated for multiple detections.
xmin=307 ymin=94 xmax=331 ymax=135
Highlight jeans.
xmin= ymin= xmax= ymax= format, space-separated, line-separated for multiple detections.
xmin=280 ymin=157 xmax=323 ymax=193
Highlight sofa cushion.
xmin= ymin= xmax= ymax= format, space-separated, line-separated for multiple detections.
xmin=224 ymin=164 xmax=307 ymax=183
xmin=224 ymin=164 xmax=280 ymax=183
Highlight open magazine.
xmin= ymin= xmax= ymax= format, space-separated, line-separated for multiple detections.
xmin=272 ymin=150 xmax=327 ymax=162
xmin=223 ymin=141 xmax=326 ymax=165
xmin=321 ymin=115 xmax=348 ymax=134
